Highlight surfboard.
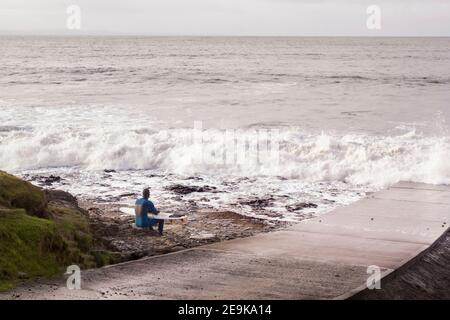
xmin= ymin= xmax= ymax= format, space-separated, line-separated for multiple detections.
xmin=119 ymin=207 xmax=186 ymax=220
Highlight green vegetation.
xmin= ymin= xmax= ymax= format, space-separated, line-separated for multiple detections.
xmin=0 ymin=171 xmax=116 ymax=291
xmin=0 ymin=209 xmax=63 ymax=291
xmin=0 ymin=171 xmax=47 ymax=217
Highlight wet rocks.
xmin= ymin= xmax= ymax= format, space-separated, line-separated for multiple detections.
xmin=44 ymin=189 xmax=81 ymax=210
xmin=185 ymin=176 xmax=204 ymax=181
xmin=186 ymin=200 xmax=198 ymax=208
xmin=147 ymin=174 xmax=164 ymax=178
xmin=240 ymin=198 xmax=271 ymax=208
xmin=81 ymin=199 xmax=289 ymax=262
xmin=29 ymin=175 xmax=63 ymax=186
xmin=117 ymin=192 xmax=137 ymax=198
xmin=285 ymin=202 xmax=318 ymax=212
xmin=239 ymin=196 xmax=275 ymax=209
xmin=165 ymin=184 xmax=218 ymax=195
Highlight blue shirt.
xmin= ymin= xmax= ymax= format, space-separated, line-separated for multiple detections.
xmin=135 ymin=197 xmax=158 ymax=227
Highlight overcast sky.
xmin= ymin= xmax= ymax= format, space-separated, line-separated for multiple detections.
xmin=1 ymin=0 xmax=449 ymax=36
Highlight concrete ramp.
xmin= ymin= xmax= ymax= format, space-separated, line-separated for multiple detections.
xmin=2 ymin=182 xmax=449 ymax=299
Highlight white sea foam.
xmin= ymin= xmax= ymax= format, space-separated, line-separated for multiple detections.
xmin=1 ymin=123 xmax=449 ymax=189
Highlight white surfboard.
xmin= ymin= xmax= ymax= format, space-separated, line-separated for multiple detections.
xmin=119 ymin=207 xmax=186 ymax=220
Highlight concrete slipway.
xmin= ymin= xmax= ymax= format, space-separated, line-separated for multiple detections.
xmin=1 ymin=182 xmax=449 ymax=300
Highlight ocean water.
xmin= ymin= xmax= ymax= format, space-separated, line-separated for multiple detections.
xmin=1 ymin=37 xmax=450 ymax=221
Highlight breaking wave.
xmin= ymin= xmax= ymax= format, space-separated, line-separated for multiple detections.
xmin=1 ymin=125 xmax=449 ymax=188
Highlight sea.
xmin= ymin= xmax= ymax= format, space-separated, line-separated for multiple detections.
xmin=1 ymin=36 xmax=449 ymax=221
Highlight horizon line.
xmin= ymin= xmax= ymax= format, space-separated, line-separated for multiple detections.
xmin=1 ymin=33 xmax=450 ymax=38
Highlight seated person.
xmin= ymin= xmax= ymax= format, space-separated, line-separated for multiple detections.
xmin=135 ymin=188 xmax=164 ymax=235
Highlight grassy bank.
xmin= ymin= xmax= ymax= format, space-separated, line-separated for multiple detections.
xmin=0 ymin=171 xmax=116 ymax=291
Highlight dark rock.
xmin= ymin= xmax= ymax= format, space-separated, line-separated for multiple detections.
xmin=165 ymin=184 xmax=218 ymax=195
xmin=285 ymin=202 xmax=318 ymax=212
xmin=185 ymin=176 xmax=204 ymax=181
xmin=240 ymin=198 xmax=272 ymax=208
xmin=45 ymin=189 xmax=78 ymax=206
xmin=147 ymin=174 xmax=163 ymax=178
xmin=103 ymin=169 xmax=116 ymax=173
xmin=118 ymin=193 xmax=137 ymax=198
xmin=30 ymin=175 xmax=62 ymax=186
xmin=44 ymin=175 xmax=62 ymax=185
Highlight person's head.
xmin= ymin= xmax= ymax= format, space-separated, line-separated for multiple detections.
xmin=143 ymin=188 xmax=150 ymax=199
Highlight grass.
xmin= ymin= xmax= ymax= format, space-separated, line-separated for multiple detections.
xmin=0 ymin=171 xmax=47 ymax=217
xmin=0 ymin=209 xmax=64 ymax=291
xmin=0 ymin=171 xmax=118 ymax=291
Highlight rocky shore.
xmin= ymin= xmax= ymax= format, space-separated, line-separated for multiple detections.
xmin=0 ymin=171 xmax=290 ymax=291
xmin=81 ymin=200 xmax=289 ymax=262
xmin=18 ymin=173 xmax=298 ymax=261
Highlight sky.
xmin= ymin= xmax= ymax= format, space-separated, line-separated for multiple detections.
xmin=0 ymin=0 xmax=449 ymax=36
